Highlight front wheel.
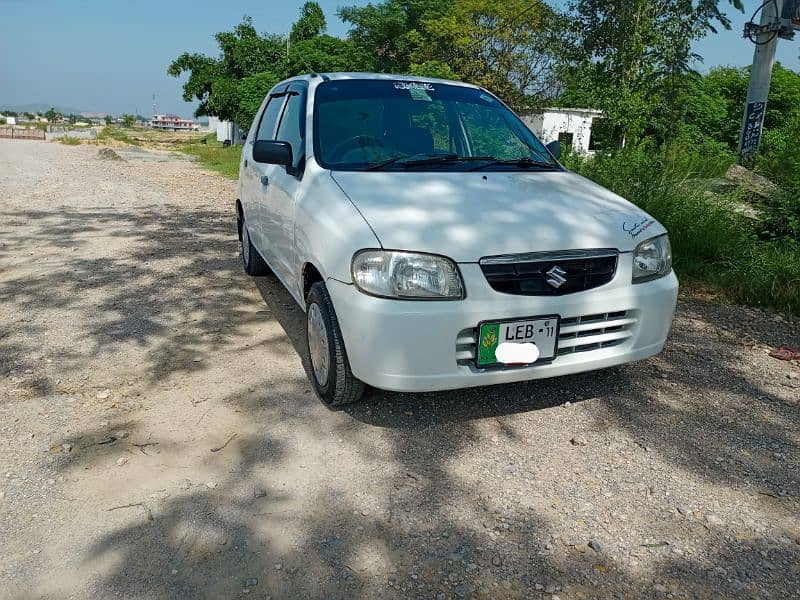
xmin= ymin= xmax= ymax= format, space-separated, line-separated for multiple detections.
xmin=306 ymin=282 xmax=364 ymax=406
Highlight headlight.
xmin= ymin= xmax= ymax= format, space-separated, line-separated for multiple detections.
xmin=352 ymin=250 xmax=464 ymax=299
xmin=632 ymin=234 xmax=672 ymax=283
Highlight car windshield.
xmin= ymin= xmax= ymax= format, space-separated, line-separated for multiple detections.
xmin=313 ymin=79 xmax=560 ymax=171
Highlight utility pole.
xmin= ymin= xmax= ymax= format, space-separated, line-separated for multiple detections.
xmin=737 ymin=0 xmax=782 ymax=164
xmin=737 ymin=0 xmax=800 ymax=164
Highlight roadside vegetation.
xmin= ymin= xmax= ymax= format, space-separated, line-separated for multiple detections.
xmin=180 ymin=134 xmax=242 ymax=179
xmin=57 ymin=135 xmax=81 ymax=145
xmin=565 ymin=141 xmax=800 ymax=314
xmin=160 ymin=0 xmax=797 ymax=314
xmin=94 ymin=127 xmax=240 ymax=177
xmin=97 ymin=126 xmax=139 ymax=145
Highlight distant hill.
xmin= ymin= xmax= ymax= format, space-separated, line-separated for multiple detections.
xmin=0 ymin=103 xmax=86 ymax=115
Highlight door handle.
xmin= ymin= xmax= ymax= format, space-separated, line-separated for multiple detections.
xmin=244 ymin=159 xmax=248 ymax=168
xmin=260 ymin=175 xmax=269 ymax=187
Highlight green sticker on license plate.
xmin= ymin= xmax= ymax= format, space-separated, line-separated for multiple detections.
xmin=477 ymin=317 xmax=559 ymax=366
xmin=478 ymin=322 xmax=501 ymax=366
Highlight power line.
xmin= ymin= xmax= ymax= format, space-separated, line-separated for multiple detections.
xmin=746 ymin=0 xmax=780 ymax=44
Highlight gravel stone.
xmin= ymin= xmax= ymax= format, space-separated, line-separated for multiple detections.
xmin=0 ymin=139 xmax=797 ymax=600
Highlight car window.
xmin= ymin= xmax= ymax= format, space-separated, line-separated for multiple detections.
xmin=316 ymin=98 xmax=383 ymax=164
xmin=276 ymin=92 xmax=305 ymax=168
xmin=409 ymin=101 xmax=451 ymax=153
xmin=256 ymin=96 xmax=285 ymax=141
xmin=313 ymin=80 xmax=555 ymax=170
xmin=457 ymin=102 xmax=532 ymax=160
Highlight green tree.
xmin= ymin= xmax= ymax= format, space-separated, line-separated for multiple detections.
xmin=236 ymin=72 xmax=281 ymax=129
xmin=44 ymin=107 xmax=57 ymax=122
xmin=409 ymin=0 xmax=561 ymax=108
xmin=559 ymin=0 xmax=741 ymax=146
xmin=104 ymin=115 xmax=113 ymax=125
xmin=169 ymin=17 xmax=287 ymax=127
xmin=168 ymin=17 xmax=286 ymax=124
xmin=338 ymin=0 xmax=448 ymax=72
xmin=682 ymin=63 xmax=800 ymax=151
xmin=288 ymin=35 xmax=364 ymax=75
xmin=291 ymin=2 xmax=326 ymax=42
xmin=168 ymin=5 xmax=372 ymax=130
xmin=121 ymin=114 xmax=135 ymax=127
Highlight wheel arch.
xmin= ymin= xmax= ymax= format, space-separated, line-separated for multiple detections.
xmin=302 ymin=261 xmax=324 ymax=300
xmin=235 ymin=199 xmax=244 ymax=241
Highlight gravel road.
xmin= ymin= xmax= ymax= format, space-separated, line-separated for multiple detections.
xmin=1 ymin=139 xmax=798 ymax=600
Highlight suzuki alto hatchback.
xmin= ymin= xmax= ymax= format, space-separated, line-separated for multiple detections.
xmin=236 ymin=73 xmax=678 ymax=405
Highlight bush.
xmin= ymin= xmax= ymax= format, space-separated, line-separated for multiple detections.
xmin=754 ymin=114 xmax=800 ymax=244
xmin=97 ymin=126 xmax=139 ymax=145
xmin=755 ymin=188 xmax=800 ymax=243
xmin=567 ymin=141 xmax=800 ymax=315
xmin=58 ymin=136 xmax=81 ymax=145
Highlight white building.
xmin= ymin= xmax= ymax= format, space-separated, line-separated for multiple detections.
xmin=208 ymin=116 xmax=244 ymax=144
xmin=521 ymin=108 xmax=604 ymax=156
xmin=150 ymin=114 xmax=196 ymax=131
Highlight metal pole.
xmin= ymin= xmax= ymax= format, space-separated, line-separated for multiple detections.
xmin=737 ymin=0 xmax=783 ymax=164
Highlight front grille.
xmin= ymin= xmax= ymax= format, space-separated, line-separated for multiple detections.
xmin=455 ymin=310 xmax=637 ymax=367
xmin=480 ymin=250 xmax=618 ymax=296
xmin=557 ymin=311 xmax=636 ymax=355
xmin=456 ymin=329 xmax=479 ymax=367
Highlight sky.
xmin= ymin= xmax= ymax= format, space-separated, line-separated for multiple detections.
xmin=1 ymin=0 xmax=798 ymax=118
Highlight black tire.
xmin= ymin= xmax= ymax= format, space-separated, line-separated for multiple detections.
xmin=306 ymin=282 xmax=365 ymax=406
xmin=239 ymin=213 xmax=269 ymax=276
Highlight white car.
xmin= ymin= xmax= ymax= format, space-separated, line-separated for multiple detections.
xmin=236 ymin=73 xmax=678 ymax=405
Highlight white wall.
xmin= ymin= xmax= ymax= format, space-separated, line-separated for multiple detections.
xmin=210 ymin=118 xmax=243 ymax=144
xmin=45 ymin=129 xmax=97 ymax=140
xmin=522 ymin=110 xmax=600 ymax=156
xmin=544 ymin=112 xmax=593 ymax=155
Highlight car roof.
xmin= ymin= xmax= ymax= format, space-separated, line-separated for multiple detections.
xmin=276 ymin=72 xmax=481 ymax=90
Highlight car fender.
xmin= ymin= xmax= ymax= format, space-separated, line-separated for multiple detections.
xmin=293 ymin=160 xmax=381 ymax=298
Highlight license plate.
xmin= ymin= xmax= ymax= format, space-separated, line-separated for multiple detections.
xmin=477 ymin=316 xmax=559 ymax=366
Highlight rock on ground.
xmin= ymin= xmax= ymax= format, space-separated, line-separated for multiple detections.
xmin=0 ymin=139 xmax=798 ymax=599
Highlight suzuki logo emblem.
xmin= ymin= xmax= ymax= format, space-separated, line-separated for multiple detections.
xmin=545 ymin=265 xmax=567 ymax=289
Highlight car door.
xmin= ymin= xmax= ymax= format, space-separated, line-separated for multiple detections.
xmin=264 ymin=82 xmax=307 ymax=289
xmin=241 ymin=88 xmax=287 ymax=256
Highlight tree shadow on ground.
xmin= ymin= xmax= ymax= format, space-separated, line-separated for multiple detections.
xmin=4 ymin=175 xmax=799 ymax=598
xmin=0 ymin=206 xmax=257 ymax=395
xmin=48 ymin=361 xmax=799 ymax=599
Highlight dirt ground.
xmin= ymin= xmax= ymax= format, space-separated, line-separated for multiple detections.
xmin=1 ymin=139 xmax=798 ymax=600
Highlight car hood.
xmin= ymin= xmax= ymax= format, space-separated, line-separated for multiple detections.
xmin=331 ymin=170 xmax=666 ymax=262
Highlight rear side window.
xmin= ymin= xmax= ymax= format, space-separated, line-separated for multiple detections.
xmin=276 ymin=92 xmax=305 ymax=168
xmin=256 ymin=96 xmax=285 ymax=141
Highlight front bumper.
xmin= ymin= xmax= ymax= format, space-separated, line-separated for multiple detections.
xmin=327 ymin=254 xmax=678 ymax=392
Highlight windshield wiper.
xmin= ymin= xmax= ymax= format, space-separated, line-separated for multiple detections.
xmin=467 ymin=157 xmax=559 ymax=171
xmin=366 ymin=153 xmax=495 ymax=170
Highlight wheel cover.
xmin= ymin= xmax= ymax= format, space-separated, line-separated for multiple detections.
xmin=241 ymin=224 xmax=251 ymax=266
xmin=307 ymin=303 xmax=330 ymax=386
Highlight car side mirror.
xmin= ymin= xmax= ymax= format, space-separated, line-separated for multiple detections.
xmin=253 ymin=140 xmax=296 ymax=174
xmin=546 ymin=140 xmax=562 ymax=160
